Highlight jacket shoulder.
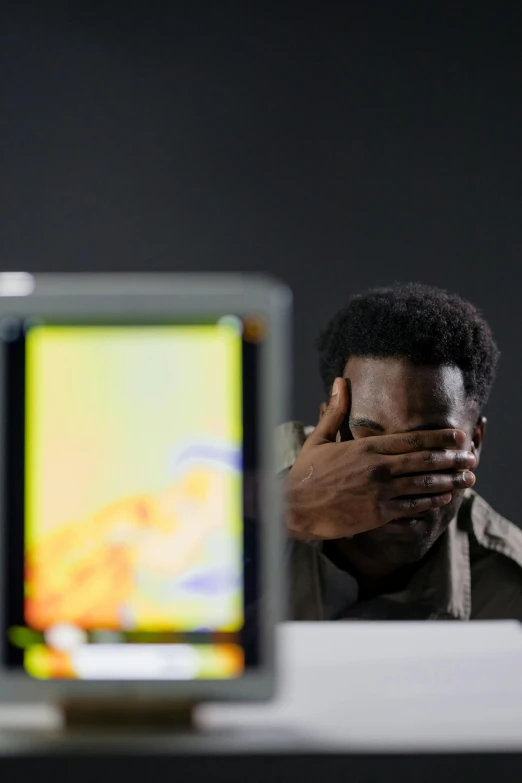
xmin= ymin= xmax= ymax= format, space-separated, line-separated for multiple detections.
xmin=466 ymin=490 xmax=522 ymax=569
xmin=463 ymin=491 xmax=522 ymax=619
xmin=276 ymin=421 xmax=313 ymax=473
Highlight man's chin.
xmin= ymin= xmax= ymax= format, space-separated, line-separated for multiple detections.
xmin=354 ymin=519 xmax=439 ymax=565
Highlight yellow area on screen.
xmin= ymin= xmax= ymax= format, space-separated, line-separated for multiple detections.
xmin=24 ymin=325 xmax=243 ymax=634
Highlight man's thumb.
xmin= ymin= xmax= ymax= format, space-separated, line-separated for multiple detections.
xmin=309 ymin=378 xmax=348 ymax=444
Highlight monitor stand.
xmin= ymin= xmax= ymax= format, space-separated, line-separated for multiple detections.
xmin=59 ymin=698 xmax=196 ymax=730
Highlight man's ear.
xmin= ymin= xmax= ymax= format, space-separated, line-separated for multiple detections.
xmin=471 ymin=416 xmax=487 ymax=466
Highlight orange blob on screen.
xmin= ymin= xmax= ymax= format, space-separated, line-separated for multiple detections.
xmin=23 ymin=325 xmax=244 ymax=639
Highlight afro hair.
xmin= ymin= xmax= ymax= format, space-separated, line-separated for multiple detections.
xmin=317 ymin=282 xmax=500 ymax=411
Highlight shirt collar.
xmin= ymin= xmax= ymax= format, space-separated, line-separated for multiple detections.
xmin=390 ymin=495 xmax=475 ymax=620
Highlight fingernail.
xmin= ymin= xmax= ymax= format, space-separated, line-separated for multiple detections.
xmin=456 ymin=431 xmax=467 ymax=445
xmin=331 ymin=379 xmax=339 ymax=398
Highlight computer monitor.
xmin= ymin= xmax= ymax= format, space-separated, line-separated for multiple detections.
xmin=0 ymin=273 xmax=290 ymax=704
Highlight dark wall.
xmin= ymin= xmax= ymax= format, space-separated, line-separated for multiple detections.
xmin=2 ymin=2 xmax=521 ymax=523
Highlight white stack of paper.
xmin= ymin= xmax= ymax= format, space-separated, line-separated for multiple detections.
xmin=201 ymin=621 xmax=522 ymax=751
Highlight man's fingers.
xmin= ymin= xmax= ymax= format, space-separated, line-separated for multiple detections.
xmin=388 ymin=449 xmax=477 ymax=476
xmin=367 ymin=428 xmax=467 ymax=455
xmin=385 ymin=492 xmax=453 ymax=518
xmin=307 ymin=377 xmax=349 ymax=445
xmin=391 ymin=470 xmax=476 ymax=498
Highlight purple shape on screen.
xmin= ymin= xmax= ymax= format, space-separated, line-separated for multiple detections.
xmin=179 ymin=570 xmax=239 ymax=594
xmin=172 ymin=445 xmax=242 ymax=470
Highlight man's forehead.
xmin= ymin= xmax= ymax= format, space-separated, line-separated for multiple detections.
xmin=343 ymin=356 xmax=468 ymax=421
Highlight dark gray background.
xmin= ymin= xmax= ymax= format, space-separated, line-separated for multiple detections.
xmin=1 ymin=2 xmax=521 ymax=523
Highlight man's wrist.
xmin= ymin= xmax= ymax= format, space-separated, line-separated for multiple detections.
xmin=284 ymin=472 xmax=322 ymax=541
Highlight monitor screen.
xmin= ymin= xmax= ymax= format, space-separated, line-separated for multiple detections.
xmin=1 ymin=317 xmax=262 ymax=680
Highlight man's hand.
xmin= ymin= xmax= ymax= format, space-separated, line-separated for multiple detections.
xmin=286 ymin=377 xmax=477 ymax=540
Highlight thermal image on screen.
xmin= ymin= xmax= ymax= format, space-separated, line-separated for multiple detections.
xmin=21 ymin=323 xmax=244 ymax=679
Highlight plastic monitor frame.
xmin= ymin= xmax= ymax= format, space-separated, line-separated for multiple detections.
xmin=0 ymin=272 xmax=291 ymax=707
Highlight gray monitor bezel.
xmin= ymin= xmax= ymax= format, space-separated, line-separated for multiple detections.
xmin=0 ymin=273 xmax=291 ymax=703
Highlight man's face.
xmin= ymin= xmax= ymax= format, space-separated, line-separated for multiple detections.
xmin=340 ymin=356 xmax=484 ymax=565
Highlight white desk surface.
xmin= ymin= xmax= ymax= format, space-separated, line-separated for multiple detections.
xmin=203 ymin=621 xmax=522 ymax=752
xmin=1 ymin=622 xmax=522 ymax=754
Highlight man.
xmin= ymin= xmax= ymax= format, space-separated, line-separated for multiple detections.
xmin=282 ymin=283 xmax=522 ymax=620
